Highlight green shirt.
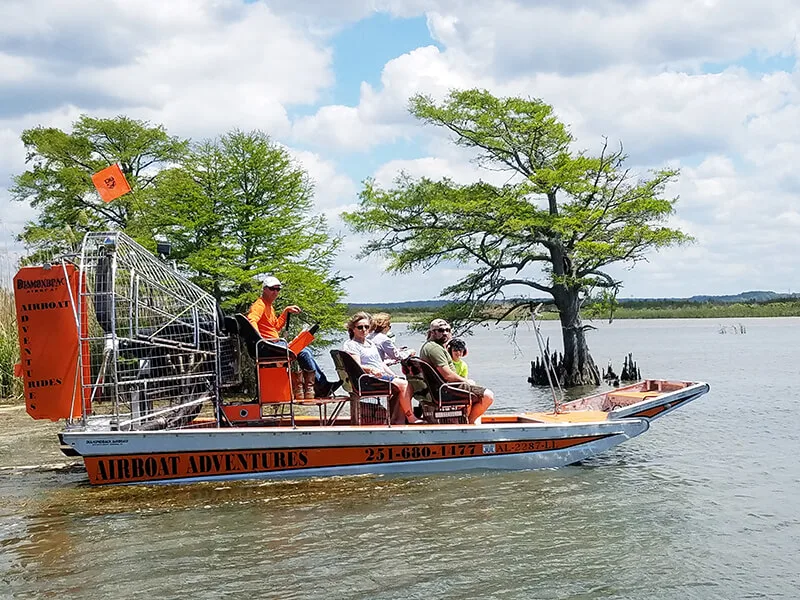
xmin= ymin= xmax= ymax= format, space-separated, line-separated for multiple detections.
xmin=420 ymin=340 xmax=454 ymax=371
xmin=453 ymin=359 xmax=468 ymax=378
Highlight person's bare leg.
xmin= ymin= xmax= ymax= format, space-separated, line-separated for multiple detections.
xmin=388 ymin=379 xmax=406 ymax=424
xmin=402 ymin=381 xmax=420 ymax=423
xmin=392 ymin=379 xmax=418 ymax=423
xmin=468 ymin=389 xmax=494 ymax=424
xmin=389 ymin=391 xmax=405 ymax=424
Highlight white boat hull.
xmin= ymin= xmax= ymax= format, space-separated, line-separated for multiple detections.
xmin=61 ymin=418 xmax=649 ymax=485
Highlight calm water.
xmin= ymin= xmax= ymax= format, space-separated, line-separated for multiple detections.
xmin=1 ymin=318 xmax=798 ymax=599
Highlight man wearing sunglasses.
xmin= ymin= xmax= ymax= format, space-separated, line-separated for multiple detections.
xmin=247 ymin=276 xmax=340 ymax=399
xmin=419 ymin=319 xmax=494 ymax=424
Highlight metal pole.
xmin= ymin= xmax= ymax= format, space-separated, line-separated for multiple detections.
xmin=531 ymin=304 xmax=563 ymax=414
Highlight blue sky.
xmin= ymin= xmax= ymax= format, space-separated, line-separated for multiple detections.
xmin=331 ymin=14 xmax=437 ymax=107
xmin=1 ymin=0 xmax=799 ymax=302
xmin=703 ymin=52 xmax=796 ymax=76
xmin=291 ymin=13 xmax=436 ymax=189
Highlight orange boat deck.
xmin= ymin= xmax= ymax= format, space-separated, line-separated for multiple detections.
xmin=523 ymin=410 xmax=609 ymax=423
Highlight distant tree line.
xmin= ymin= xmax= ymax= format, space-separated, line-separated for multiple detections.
xmin=350 ymin=297 xmax=800 ymax=322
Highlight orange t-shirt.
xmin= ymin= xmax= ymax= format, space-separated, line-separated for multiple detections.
xmin=247 ymin=297 xmax=287 ymax=340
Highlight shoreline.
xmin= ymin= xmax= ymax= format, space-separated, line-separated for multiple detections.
xmin=383 ymin=308 xmax=800 ymax=321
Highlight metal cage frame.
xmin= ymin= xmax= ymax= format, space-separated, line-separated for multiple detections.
xmin=73 ymin=232 xmax=223 ymax=431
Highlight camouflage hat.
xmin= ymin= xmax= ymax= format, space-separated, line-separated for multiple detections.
xmin=429 ymin=318 xmax=450 ymax=331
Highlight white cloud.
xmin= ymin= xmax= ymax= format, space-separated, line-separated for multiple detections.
xmin=332 ymin=233 xmax=468 ymax=302
xmin=2 ymin=0 xmax=800 ymax=301
xmin=287 ymin=149 xmax=358 ymax=211
xmin=292 ymin=104 xmax=401 ymax=151
xmin=373 ymin=153 xmax=515 ymax=188
xmin=292 ymin=45 xmax=476 ymax=151
xmin=0 ymin=0 xmax=332 ymax=137
xmin=426 ymin=0 xmax=799 ymax=75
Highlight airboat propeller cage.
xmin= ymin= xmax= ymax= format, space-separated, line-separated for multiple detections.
xmin=15 ymin=232 xmax=226 ymax=427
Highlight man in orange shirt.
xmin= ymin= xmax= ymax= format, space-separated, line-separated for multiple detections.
xmin=247 ymin=276 xmax=340 ymax=398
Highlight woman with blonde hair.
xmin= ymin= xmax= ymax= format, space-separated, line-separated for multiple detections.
xmin=343 ymin=312 xmax=422 ymax=424
xmin=367 ymin=312 xmax=414 ymax=365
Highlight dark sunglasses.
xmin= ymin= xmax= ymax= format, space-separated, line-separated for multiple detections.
xmin=435 ymin=327 xmax=451 ymax=333
xmin=354 ymin=324 xmax=370 ymax=330
xmin=266 ymin=286 xmax=282 ymax=291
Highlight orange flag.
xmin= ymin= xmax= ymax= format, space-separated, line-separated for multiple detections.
xmin=91 ymin=164 xmax=131 ymax=203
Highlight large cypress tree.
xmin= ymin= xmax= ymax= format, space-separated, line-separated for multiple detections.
xmin=345 ymin=89 xmax=692 ymax=386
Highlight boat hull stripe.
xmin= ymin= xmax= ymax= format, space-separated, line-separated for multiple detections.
xmin=84 ymin=435 xmax=612 ymax=485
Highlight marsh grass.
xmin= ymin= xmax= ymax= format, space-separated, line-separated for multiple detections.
xmin=0 ymin=288 xmax=22 ymax=402
xmin=0 ymin=244 xmax=23 ymax=402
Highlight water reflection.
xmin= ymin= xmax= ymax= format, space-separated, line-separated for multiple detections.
xmin=2 ymin=463 xmax=706 ymax=599
xmin=2 ymin=318 xmax=800 ymax=598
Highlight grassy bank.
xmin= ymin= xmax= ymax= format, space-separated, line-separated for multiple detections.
xmin=351 ymin=299 xmax=800 ymax=323
xmin=0 ymin=289 xmax=22 ymax=403
xmin=605 ymin=300 xmax=800 ymax=319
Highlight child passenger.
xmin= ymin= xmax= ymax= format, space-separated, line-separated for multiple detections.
xmin=447 ymin=338 xmax=469 ymax=379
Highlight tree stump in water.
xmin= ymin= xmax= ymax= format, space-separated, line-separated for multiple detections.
xmin=602 ymin=361 xmax=620 ymax=387
xmin=527 ymin=340 xmax=566 ymax=386
xmin=602 ymin=353 xmax=641 ymax=387
xmin=620 ymin=353 xmax=641 ymax=381
xmin=527 ymin=344 xmax=630 ymax=388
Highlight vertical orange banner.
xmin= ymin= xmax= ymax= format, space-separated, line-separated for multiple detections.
xmin=14 ymin=265 xmax=88 ymax=421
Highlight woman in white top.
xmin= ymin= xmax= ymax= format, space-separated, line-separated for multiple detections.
xmin=366 ymin=312 xmax=415 ymax=365
xmin=343 ymin=312 xmax=421 ymax=424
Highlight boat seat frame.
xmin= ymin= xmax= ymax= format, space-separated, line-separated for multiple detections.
xmin=403 ymin=357 xmax=472 ymax=424
xmin=229 ymin=314 xmax=345 ymax=427
xmin=330 ymin=350 xmax=393 ymax=426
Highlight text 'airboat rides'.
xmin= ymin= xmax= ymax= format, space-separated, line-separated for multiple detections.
xmin=13 ymin=232 xmax=709 ymax=486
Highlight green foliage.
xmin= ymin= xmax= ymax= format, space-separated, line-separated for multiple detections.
xmin=346 ymin=89 xmax=694 ymax=385
xmin=409 ymin=89 xmax=574 ymax=179
xmin=11 ymin=117 xmax=347 ymax=340
xmin=11 ymin=115 xmax=188 ymax=261
xmin=584 ymin=289 xmax=621 ymax=322
xmin=150 ymin=130 xmax=347 ymax=335
xmin=346 ymin=89 xmax=692 ymax=325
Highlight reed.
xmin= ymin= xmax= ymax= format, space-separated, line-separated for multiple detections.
xmin=0 ymin=288 xmax=22 ymax=402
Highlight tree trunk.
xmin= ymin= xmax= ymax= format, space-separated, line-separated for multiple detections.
xmin=553 ymin=286 xmax=600 ymax=387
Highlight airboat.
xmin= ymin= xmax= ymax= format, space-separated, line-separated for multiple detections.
xmin=12 ymin=232 xmax=709 ymax=486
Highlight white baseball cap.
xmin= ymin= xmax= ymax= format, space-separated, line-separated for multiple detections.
xmin=262 ymin=276 xmax=282 ymax=289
